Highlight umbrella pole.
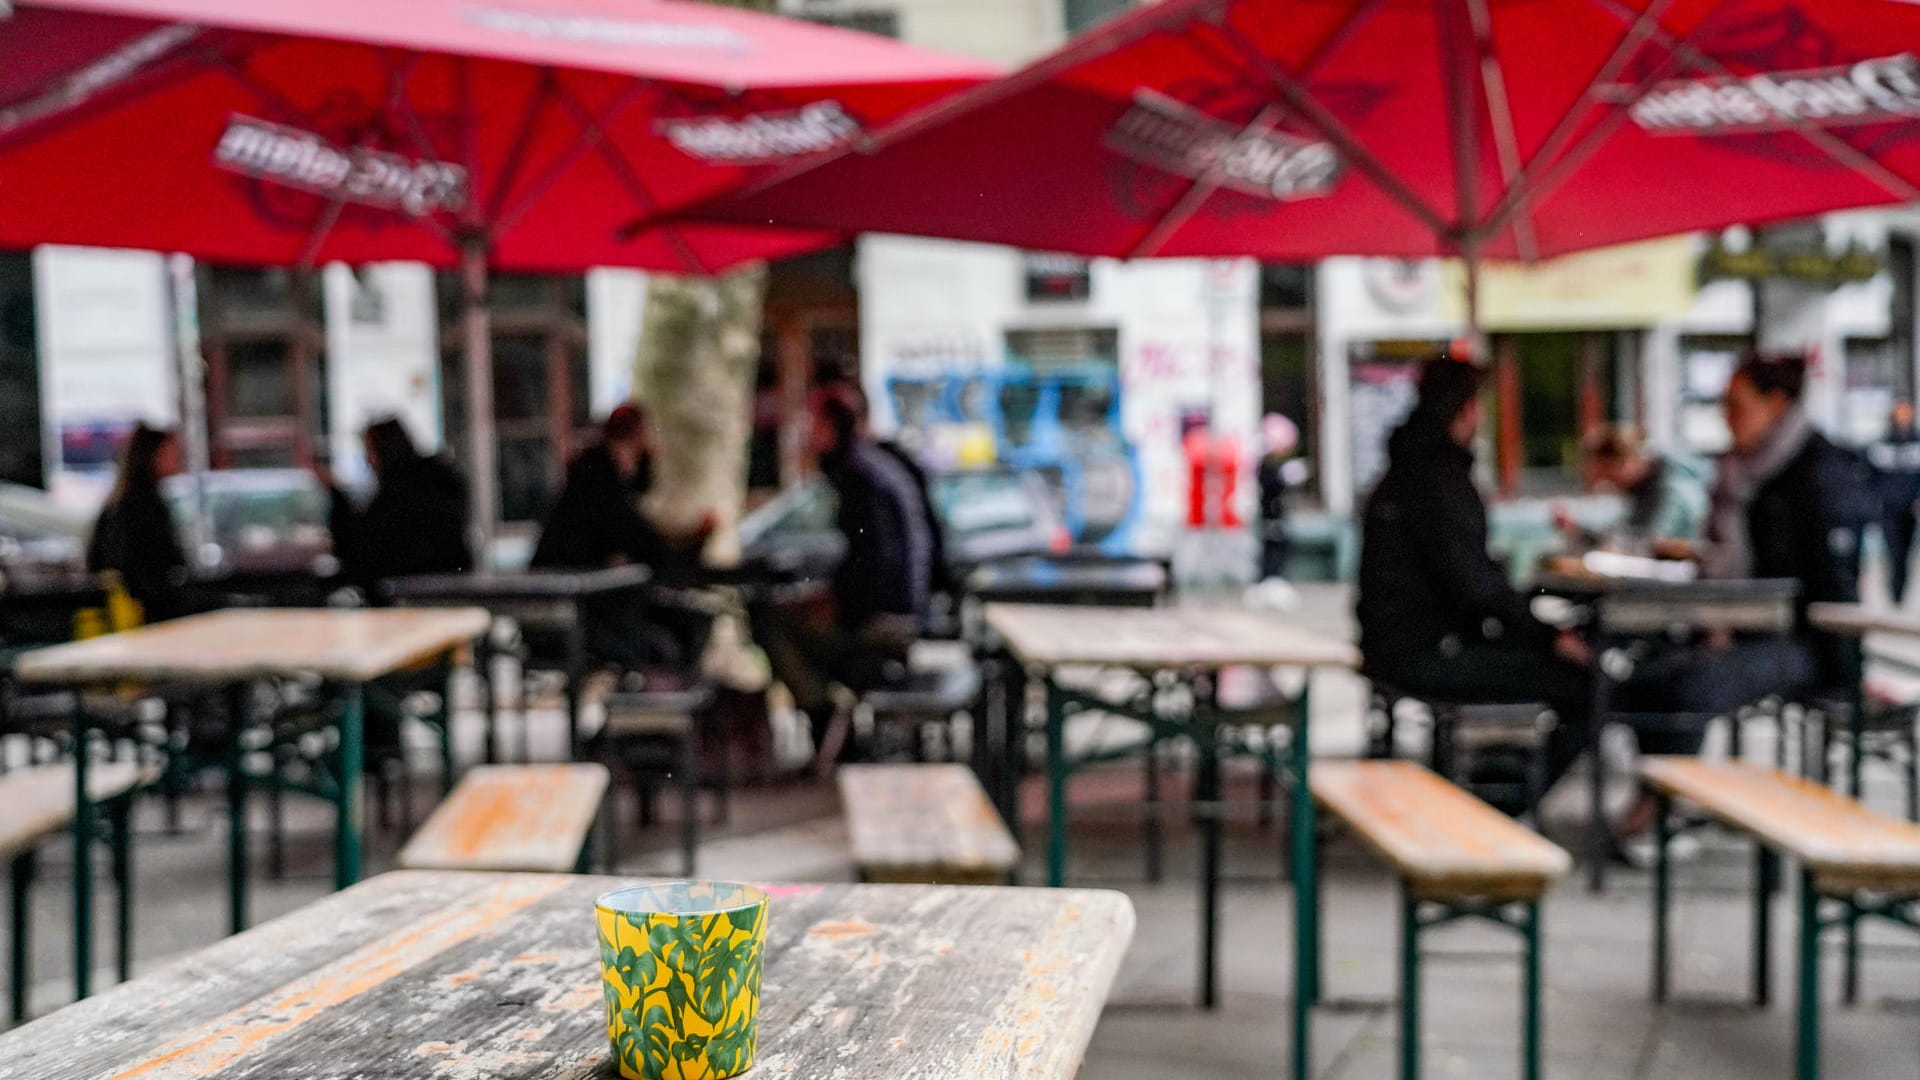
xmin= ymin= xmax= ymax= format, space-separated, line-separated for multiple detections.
xmin=1463 ymin=246 xmax=1486 ymax=363
xmin=461 ymin=236 xmax=498 ymax=563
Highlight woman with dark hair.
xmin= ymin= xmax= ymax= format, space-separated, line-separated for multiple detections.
xmin=87 ymin=422 xmax=190 ymax=620
xmin=326 ymin=417 xmax=473 ymax=590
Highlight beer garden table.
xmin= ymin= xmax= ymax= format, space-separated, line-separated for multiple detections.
xmin=383 ymin=566 xmax=655 ymax=760
xmin=982 ymin=602 xmax=1356 ymax=1078
xmin=11 ymin=607 xmax=490 ymax=996
xmin=0 ymin=870 xmax=1135 ymax=1080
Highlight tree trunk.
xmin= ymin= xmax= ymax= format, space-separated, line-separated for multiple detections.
xmin=633 ymin=266 xmax=768 ymax=564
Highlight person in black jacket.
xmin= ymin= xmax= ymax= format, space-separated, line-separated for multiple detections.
xmin=753 ymin=384 xmax=935 ymax=763
xmin=1623 ymin=355 xmax=1870 ymax=726
xmin=87 ymin=423 xmax=193 ymax=621
xmin=1356 ymin=355 xmax=1595 ymax=810
xmin=325 ymin=418 xmax=472 ymax=591
xmin=530 ymin=404 xmax=711 ymax=669
xmin=1869 ymin=400 xmax=1920 ymax=604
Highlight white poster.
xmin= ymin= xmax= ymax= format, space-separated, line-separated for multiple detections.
xmin=33 ymin=246 xmax=174 ymax=503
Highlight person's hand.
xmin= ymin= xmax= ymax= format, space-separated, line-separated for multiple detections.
xmin=1554 ymin=629 xmax=1595 ymax=667
xmin=1652 ymin=538 xmax=1696 ymax=562
xmin=311 ymin=460 xmax=337 ymax=491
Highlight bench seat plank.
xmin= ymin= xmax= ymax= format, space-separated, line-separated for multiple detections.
xmin=396 ymin=764 xmax=608 ymax=873
xmin=1312 ymin=761 xmax=1571 ymax=901
xmin=0 ymin=762 xmax=152 ymax=862
xmin=1641 ymin=757 xmax=1920 ymax=893
xmin=839 ymin=764 xmax=1020 ymax=885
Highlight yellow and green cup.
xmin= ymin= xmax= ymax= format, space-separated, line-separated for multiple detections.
xmin=595 ymin=882 xmax=769 ymax=1080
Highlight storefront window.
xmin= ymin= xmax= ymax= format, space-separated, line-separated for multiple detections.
xmin=1845 ymin=336 xmax=1899 ymax=446
xmin=1494 ymin=331 xmax=1625 ymax=496
xmin=1261 ymin=331 xmax=1318 ymax=503
xmin=198 ymin=266 xmax=325 ymax=469
xmin=1678 ymin=334 xmax=1750 ymax=456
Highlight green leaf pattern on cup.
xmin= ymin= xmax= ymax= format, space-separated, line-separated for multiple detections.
xmin=597 ymin=893 xmax=766 ymax=1080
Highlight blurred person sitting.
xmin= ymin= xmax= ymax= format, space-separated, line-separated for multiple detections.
xmin=1868 ymin=399 xmax=1920 ymax=604
xmin=752 ymin=383 xmax=936 ymax=765
xmin=1611 ymin=354 xmax=1873 ymax=850
xmin=530 ymin=403 xmax=713 ymax=670
xmin=87 ymin=422 xmax=195 ymax=621
xmin=1357 ymin=354 xmax=1595 ymax=814
xmin=1553 ymin=425 xmax=1708 ymax=553
xmin=324 ymin=417 xmax=472 ymax=592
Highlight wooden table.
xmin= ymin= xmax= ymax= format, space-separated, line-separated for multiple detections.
xmin=0 ymin=870 xmax=1135 ymax=1080
xmin=13 ymin=607 xmax=490 ymax=996
xmin=984 ymin=603 xmax=1356 ymax=1075
xmin=384 ymin=566 xmax=654 ymax=760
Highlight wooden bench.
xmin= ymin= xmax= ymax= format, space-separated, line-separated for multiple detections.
xmin=837 ymin=763 xmax=1020 ymax=885
xmin=1640 ymin=757 xmax=1920 ymax=1080
xmin=396 ymin=764 xmax=609 ymax=874
xmin=1311 ymin=760 xmax=1570 ymax=1080
xmin=2 ymin=760 xmax=150 ymax=1021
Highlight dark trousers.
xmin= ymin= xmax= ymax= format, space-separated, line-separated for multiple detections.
xmin=1612 ymin=637 xmax=1818 ymax=756
xmin=1886 ymin=500 xmax=1919 ymax=604
xmin=1376 ymin=642 xmax=1596 ymax=797
xmin=749 ymin=599 xmax=909 ymax=746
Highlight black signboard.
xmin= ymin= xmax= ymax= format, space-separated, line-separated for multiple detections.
xmin=1025 ymin=252 xmax=1092 ymax=302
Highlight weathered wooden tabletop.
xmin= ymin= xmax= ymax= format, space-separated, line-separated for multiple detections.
xmin=984 ymin=603 xmax=1358 ymax=671
xmin=383 ymin=565 xmax=654 ymax=602
xmin=1811 ymin=601 xmax=1920 ymax=639
xmin=0 ymin=870 xmax=1135 ymax=1080
xmin=11 ymin=607 xmax=492 ymax=685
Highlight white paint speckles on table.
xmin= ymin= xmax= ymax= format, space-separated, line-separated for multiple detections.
xmin=0 ymin=871 xmax=1135 ymax=1080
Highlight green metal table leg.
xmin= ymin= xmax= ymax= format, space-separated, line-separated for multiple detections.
xmin=10 ymin=850 xmax=35 ymax=1021
xmin=439 ymin=661 xmax=457 ymax=796
xmin=1523 ymin=902 xmax=1543 ymax=1080
xmin=1400 ymin=889 xmax=1421 ymax=1080
xmin=336 ymin=683 xmax=365 ymax=890
xmin=1044 ymin=676 xmax=1067 ymax=888
xmin=1756 ymin=845 xmax=1776 ymax=1008
xmin=1841 ymin=901 xmax=1861 ymax=1006
xmin=1196 ymin=714 xmax=1222 ymax=1009
xmin=1653 ymin=794 xmax=1671 ymax=1004
xmin=225 ymin=683 xmax=251 ymax=935
xmin=1292 ymin=681 xmax=1317 ymax=1080
xmin=70 ymin=693 xmax=94 ymax=999
xmin=1797 ymin=871 xmax=1821 ymax=1080
xmin=110 ymin=796 xmax=133 ymax=985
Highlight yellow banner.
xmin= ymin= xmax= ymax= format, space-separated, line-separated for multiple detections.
xmin=1442 ymin=236 xmax=1697 ymax=330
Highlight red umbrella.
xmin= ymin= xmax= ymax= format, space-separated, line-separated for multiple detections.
xmin=693 ymin=0 xmax=1920 ymax=335
xmin=0 ymin=0 xmax=994 ymax=534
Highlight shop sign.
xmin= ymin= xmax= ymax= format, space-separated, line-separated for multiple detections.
xmin=1698 ymin=239 xmax=1883 ymax=287
xmin=1024 ymin=252 xmax=1092 ymax=301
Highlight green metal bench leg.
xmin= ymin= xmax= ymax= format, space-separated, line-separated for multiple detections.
xmin=1400 ymin=889 xmax=1421 ymax=1080
xmin=1652 ymin=793 xmax=1671 ymax=1004
xmin=1291 ymin=682 xmax=1317 ymax=1080
xmin=336 ymin=684 xmax=365 ymax=891
xmin=1196 ymin=721 xmax=1222 ymax=1009
xmin=9 ymin=849 xmax=34 ymax=1022
xmin=1842 ymin=902 xmax=1861 ymax=1007
xmin=109 ymin=796 xmax=133 ymax=985
xmin=1754 ymin=845 xmax=1777 ymax=1007
xmin=224 ymin=684 xmax=250 ymax=936
xmin=1143 ymin=741 xmax=1163 ymax=884
xmin=1522 ymin=902 xmax=1543 ymax=1080
xmin=1797 ymin=871 xmax=1821 ymax=1080
xmin=439 ymin=664 xmax=457 ymax=796
xmin=1045 ymin=679 xmax=1066 ymax=889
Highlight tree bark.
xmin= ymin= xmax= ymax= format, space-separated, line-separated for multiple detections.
xmin=633 ymin=266 xmax=768 ymax=564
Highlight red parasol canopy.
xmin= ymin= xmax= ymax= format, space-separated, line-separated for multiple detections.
xmin=692 ymin=0 xmax=1920 ymax=277
xmin=0 ymin=0 xmax=994 ymax=537
xmin=0 ymin=0 xmax=996 ymax=273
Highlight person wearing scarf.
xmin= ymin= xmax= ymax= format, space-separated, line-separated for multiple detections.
xmin=1612 ymin=354 xmax=1873 ymax=858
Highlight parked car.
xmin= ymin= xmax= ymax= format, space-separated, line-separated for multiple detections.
xmin=162 ymin=469 xmax=336 ymax=580
xmin=739 ymin=463 xmax=1067 ymax=585
xmin=0 ymin=481 xmax=90 ymax=591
